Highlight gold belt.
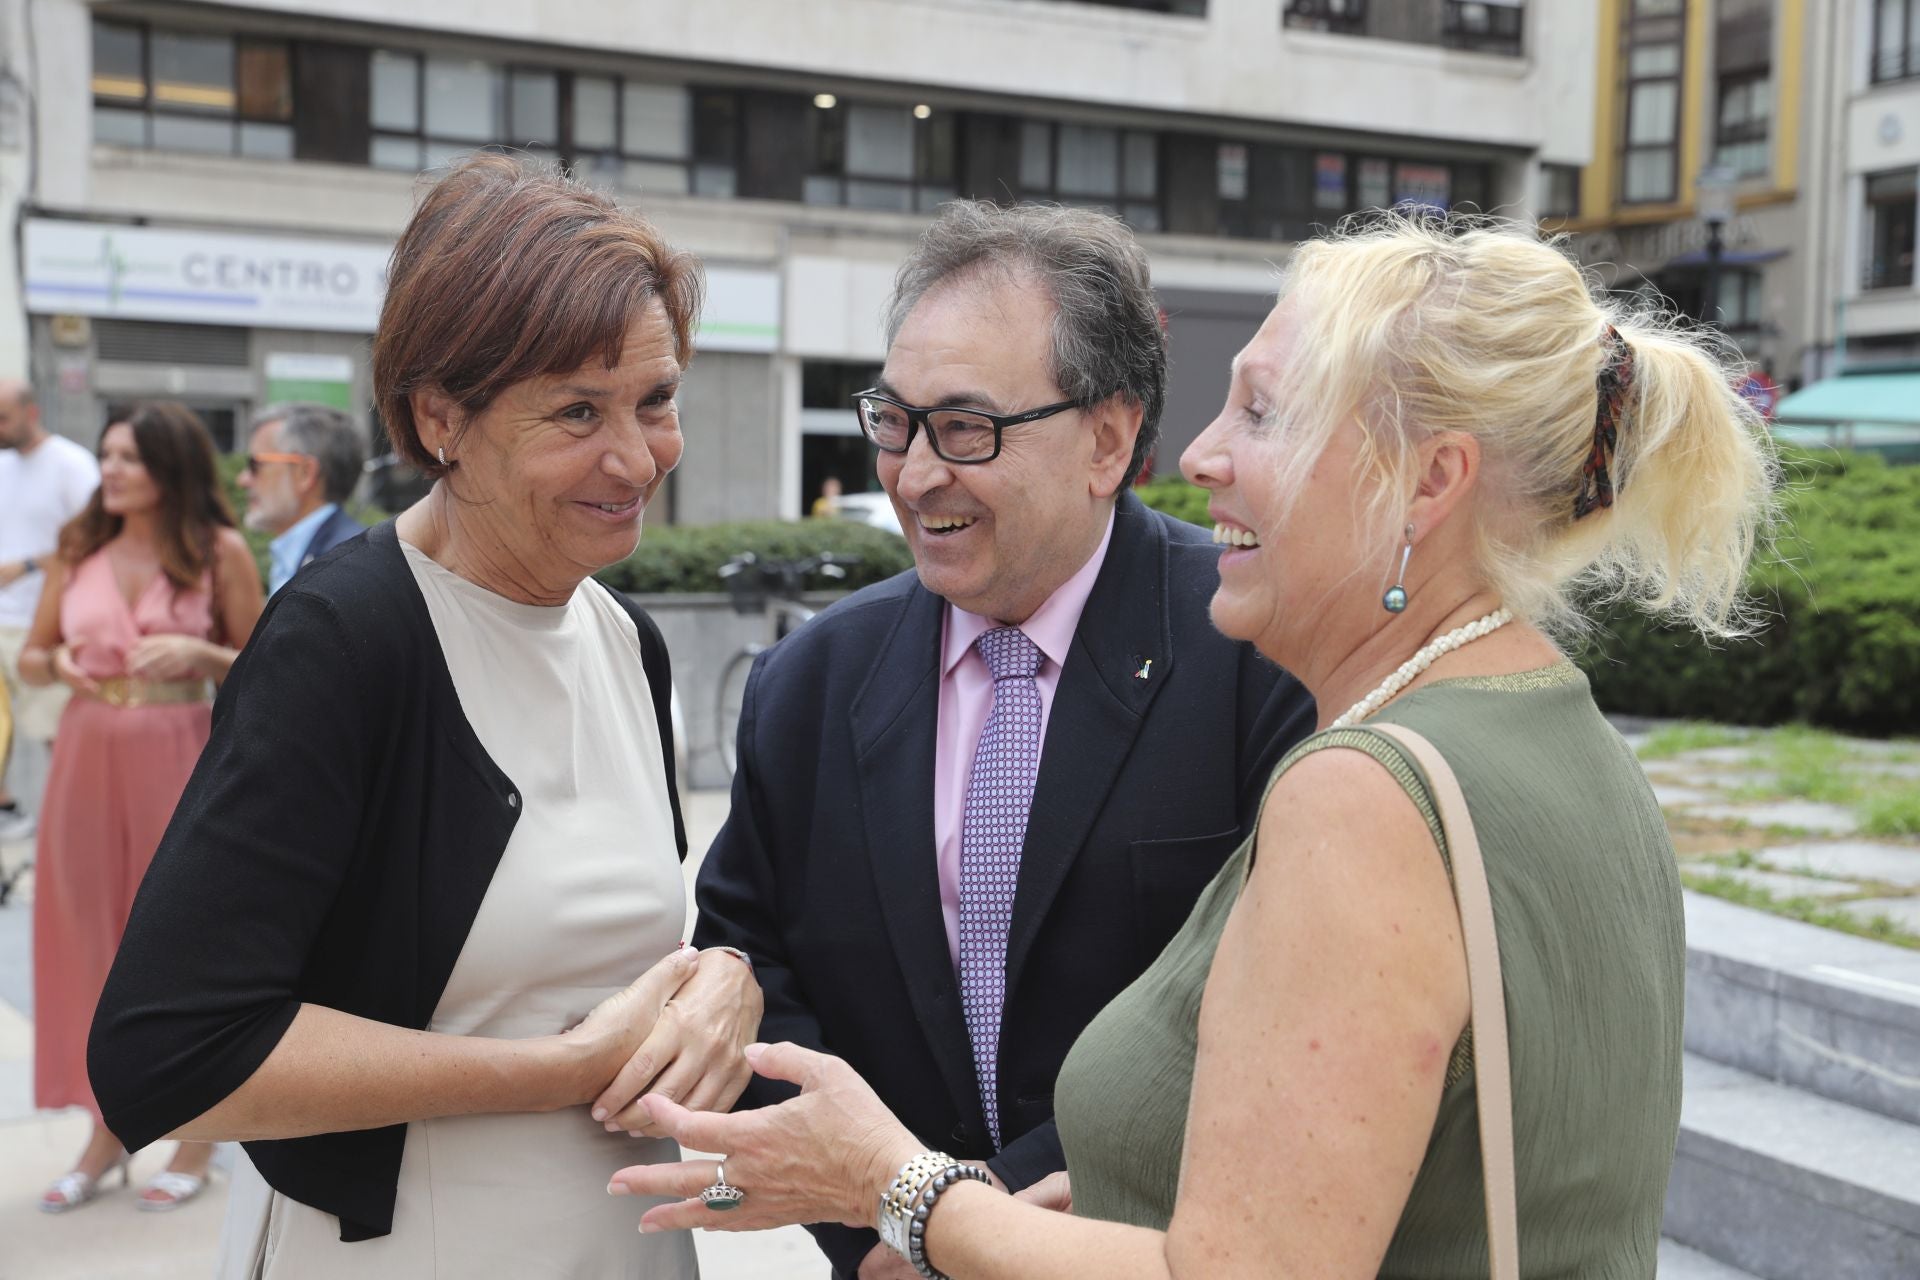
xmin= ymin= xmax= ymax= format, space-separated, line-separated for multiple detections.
xmin=91 ymin=677 xmax=210 ymax=708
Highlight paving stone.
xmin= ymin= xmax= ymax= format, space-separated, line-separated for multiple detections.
xmin=1657 ymin=1239 xmax=1761 ymax=1279
xmin=1854 ymin=760 xmax=1920 ymax=781
xmin=1665 ymin=769 xmax=1760 ymax=790
xmin=1842 ymin=898 xmax=1920 ymax=933
xmin=1690 ymin=801 xmax=1859 ymax=836
xmin=1761 ymin=842 xmax=1920 ymax=889
xmin=1676 ymin=745 xmax=1768 ymax=767
xmin=1713 ymin=867 xmax=1860 ymax=900
xmin=1655 ymin=784 xmax=1725 ymax=807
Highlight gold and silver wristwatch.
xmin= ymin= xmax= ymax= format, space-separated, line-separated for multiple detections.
xmin=877 ymin=1151 xmax=992 ymax=1279
xmin=878 ymin=1152 xmax=955 ymax=1260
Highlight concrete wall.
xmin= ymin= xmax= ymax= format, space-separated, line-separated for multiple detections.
xmin=672 ymin=351 xmax=781 ymax=526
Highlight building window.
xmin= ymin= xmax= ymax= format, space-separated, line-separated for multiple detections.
xmin=1714 ymin=72 xmax=1770 ymax=178
xmin=1442 ymin=1 xmax=1525 ymax=56
xmin=804 ymin=101 xmax=955 ymax=213
xmin=1021 ymin=123 xmax=1161 ymax=230
xmin=1282 ymin=0 xmax=1368 ymax=35
xmin=1540 ymin=163 xmax=1582 ymax=218
xmin=1873 ymin=0 xmax=1919 ymax=84
xmin=1285 ymin=0 xmax=1525 ymax=54
xmin=369 ymin=53 xmax=508 ymax=170
xmin=367 ymin=56 xmax=722 ymax=196
xmin=1215 ymin=142 xmax=1489 ymax=241
xmin=1865 ymin=168 xmax=1917 ymax=291
xmin=1025 ymin=0 xmax=1207 ymax=11
xmin=1620 ymin=0 xmax=1686 ymax=204
xmin=91 ymin=19 xmax=294 ymax=158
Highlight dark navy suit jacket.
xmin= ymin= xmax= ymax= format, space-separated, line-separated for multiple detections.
xmin=693 ymin=490 xmax=1315 ymax=1277
xmin=299 ymin=505 xmax=365 ymax=573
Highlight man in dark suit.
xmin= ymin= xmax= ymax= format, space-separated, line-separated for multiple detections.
xmin=693 ymin=202 xmax=1314 ymax=1279
xmin=238 ymin=403 xmax=366 ymax=595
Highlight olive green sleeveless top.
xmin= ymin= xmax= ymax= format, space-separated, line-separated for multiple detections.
xmin=1053 ymin=664 xmax=1683 ymax=1278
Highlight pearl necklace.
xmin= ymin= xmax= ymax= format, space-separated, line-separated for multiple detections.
xmin=1329 ymin=608 xmax=1515 ymax=729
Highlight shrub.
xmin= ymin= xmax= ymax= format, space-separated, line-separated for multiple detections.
xmin=1135 ymin=476 xmax=1210 ymax=527
xmin=595 ymin=519 xmax=914 ymax=595
xmin=1134 ymin=453 xmax=1920 ymax=735
xmin=1579 ymin=449 xmax=1920 ymax=735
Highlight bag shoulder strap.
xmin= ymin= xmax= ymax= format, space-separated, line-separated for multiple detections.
xmin=1368 ymin=723 xmax=1519 ymax=1280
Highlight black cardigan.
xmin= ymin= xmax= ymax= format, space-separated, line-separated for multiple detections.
xmin=88 ymin=520 xmax=686 ymax=1241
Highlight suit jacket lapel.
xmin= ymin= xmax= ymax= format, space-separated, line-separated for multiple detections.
xmin=1003 ymin=493 xmax=1172 ymax=997
xmin=850 ymin=583 xmax=985 ymax=1126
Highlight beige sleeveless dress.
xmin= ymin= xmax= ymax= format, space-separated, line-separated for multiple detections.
xmin=216 ymin=543 xmax=698 ymax=1279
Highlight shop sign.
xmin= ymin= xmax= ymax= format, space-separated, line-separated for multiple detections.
xmin=700 ymin=267 xmax=782 ymax=354
xmin=28 ymin=217 xmax=784 ymax=352
xmin=24 ymin=218 xmax=390 ymax=333
xmin=265 ymin=353 xmax=356 ymax=412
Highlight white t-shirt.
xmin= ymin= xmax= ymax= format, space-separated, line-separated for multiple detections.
xmin=0 ymin=434 xmax=100 ymax=629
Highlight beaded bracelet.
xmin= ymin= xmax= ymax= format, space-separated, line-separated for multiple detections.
xmin=906 ymin=1160 xmax=992 ymax=1280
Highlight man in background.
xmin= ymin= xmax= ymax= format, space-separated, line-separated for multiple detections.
xmin=237 ymin=403 xmax=366 ymax=596
xmin=0 ymin=380 xmax=100 ymax=841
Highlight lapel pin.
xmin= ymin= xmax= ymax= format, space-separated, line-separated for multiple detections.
xmin=1133 ymin=657 xmax=1153 ymax=681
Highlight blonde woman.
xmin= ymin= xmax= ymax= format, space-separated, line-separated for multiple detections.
xmin=602 ymin=215 xmax=1775 ymax=1278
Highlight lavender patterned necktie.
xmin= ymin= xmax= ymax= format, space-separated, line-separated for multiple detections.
xmin=958 ymin=625 xmax=1044 ymax=1149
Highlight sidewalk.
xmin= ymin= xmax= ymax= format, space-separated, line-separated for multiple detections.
xmin=0 ymin=793 xmax=826 ymax=1280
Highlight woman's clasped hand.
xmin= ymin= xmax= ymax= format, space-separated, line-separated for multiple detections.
xmin=574 ymin=945 xmax=763 ymax=1136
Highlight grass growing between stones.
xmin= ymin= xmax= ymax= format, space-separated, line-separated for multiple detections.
xmin=1681 ymin=870 xmax=1920 ymax=950
xmin=1653 ymin=721 xmax=1920 ymax=837
xmin=1637 ymin=722 xmax=1751 ymax=761
xmin=1859 ymin=789 xmax=1920 ymax=838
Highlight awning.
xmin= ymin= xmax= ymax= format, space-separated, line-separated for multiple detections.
xmin=1776 ymin=370 xmax=1920 ymax=428
xmin=1774 ymin=369 xmax=1920 ymax=463
xmin=1661 ymin=247 xmax=1791 ymax=269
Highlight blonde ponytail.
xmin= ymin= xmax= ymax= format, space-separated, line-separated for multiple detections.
xmin=1556 ymin=314 xmax=1779 ymax=637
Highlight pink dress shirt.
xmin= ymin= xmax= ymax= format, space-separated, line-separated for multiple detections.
xmin=934 ymin=511 xmax=1116 ymax=965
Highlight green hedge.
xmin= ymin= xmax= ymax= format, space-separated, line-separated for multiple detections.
xmin=1136 ymin=475 xmax=1211 ymax=528
xmin=1579 ymin=449 xmax=1920 ymax=736
xmin=595 ymin=518 xmax=914 ymax=595
xmin=1136 ymin=454 xmax=1920 ymax=735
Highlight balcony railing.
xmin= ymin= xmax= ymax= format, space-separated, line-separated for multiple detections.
xmin=1283 ymin=0 xmax=1525 ymax=56
xmin=1864 ymin=258 xmax=1916 ymax=293
xmin=1873 ymin=43 xmax=1920 ymax=84
xmin=1441 ymin=1 xmax=1523 ymax=55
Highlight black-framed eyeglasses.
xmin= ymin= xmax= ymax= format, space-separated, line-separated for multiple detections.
xmin=851 ymin=390 xmax=1081 ymax=465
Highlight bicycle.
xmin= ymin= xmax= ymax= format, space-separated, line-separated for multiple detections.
xmin=713 ymin=551 xmax=858 ymax=778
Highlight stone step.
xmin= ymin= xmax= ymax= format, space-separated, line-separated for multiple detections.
xmin=1683 ymin=890 xmax=1920 ymax=1124
xmin=1658 ymin=1238 xmax=1761 ymax=1279
xmin=1664 ymin=1054 xmax=1920 ymax=1280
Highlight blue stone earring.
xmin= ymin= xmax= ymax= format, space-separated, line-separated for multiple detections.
xmin=1383 ymin=523 xmax=1414 ymax=613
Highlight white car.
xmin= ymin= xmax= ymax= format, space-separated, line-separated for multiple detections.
xmin=834 ymin=490 xmax=904 ymax=537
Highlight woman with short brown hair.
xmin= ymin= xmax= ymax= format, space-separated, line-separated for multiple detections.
xmin=88 ymin=155 xmax=759 ymax=1277
xmin=21 ymin=401 xmax=263 ymax=1214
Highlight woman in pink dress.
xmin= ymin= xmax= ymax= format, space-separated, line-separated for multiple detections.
xmin=17 ymin=402 xmax=263 ymax=1214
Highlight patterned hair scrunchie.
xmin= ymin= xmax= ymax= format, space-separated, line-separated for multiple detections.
xmin=1574 ymin=323 xmax=1636 ymax=520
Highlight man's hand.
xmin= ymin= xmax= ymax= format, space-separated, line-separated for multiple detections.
xmin=857 ymin=1242 xmax=922 ymax=1280
xmin=0 ymin=561 xmax=26 ymax=589
xmin=594 ymin=947 xmax=763 ymax=1134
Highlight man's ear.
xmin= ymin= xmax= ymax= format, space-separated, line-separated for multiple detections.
xmin=1087 ymin=394 xmax=1144 ymax=500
